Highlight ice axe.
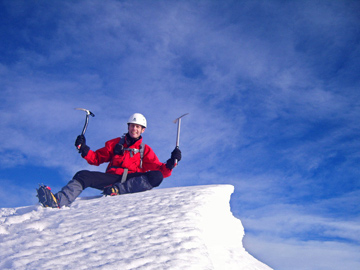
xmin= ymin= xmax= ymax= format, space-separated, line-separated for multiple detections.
xmin=173 ymin=113 xmax=189 ymax=165
xmin=75 ymin=108 xmax=95 ymax=151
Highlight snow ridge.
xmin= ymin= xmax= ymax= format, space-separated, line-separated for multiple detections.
xmin=0 ymin=185 xmax=272 ymax=270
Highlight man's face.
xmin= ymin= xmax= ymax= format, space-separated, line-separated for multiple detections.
xmin=128 ymin=123 xmax=145 ymax=139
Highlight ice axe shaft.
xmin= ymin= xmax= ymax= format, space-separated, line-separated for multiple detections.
xmin=75 ymin=108 xmax=95 ymax=151
xmin=173 ymin=113 xmax=189 ymax=165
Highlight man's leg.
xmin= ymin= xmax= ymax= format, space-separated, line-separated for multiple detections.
xmin=55 ymin=179 xmax=83 ymax=208
xmin=110 ymin=171 xmax=164 ymax=195
xmin=55 ymin=170 xmax=121 ymax=207
xmin=144 ymin=170 xmax=164 ymax=187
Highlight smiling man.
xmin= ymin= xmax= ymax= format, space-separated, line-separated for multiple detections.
xmin=37 ymin=113 xmax=181 ymax=208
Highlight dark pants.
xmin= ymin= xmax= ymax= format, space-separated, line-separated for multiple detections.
xmin=55 ymin=170 xmax=163 ymax=207
xmin=73 ymin=170 xmax=163 ymax=190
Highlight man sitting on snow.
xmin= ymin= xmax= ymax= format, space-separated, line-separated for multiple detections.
xmin=37 ymin=113 xmax=181 ymax=208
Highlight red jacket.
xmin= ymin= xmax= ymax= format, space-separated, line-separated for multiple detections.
xmin=84 ymin=137 xmax=172 ymax=178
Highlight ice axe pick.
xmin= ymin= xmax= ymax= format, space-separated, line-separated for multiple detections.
xmin=173 ymin=113 xmax=189 ymax=165
xmin=75 ymin=108 xmax=95 ymax=151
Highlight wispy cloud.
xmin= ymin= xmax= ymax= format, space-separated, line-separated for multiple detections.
xmin=244 ymin=235 xmax=360 ymax=270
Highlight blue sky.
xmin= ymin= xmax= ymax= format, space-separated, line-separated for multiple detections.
xmin=0 ymin=0 xmax=359 ymax=269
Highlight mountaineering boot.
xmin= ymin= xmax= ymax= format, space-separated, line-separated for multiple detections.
xmin=102 ymin=185 xmax=120 ymax=196
xmin=36 ymin=185 xmax=59 ymax=208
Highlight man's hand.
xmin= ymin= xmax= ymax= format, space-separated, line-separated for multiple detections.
xmin=171 ymin=147 xmax=182 ymax=161
xmin=166 ymin=147 xmax=182 ymax=169
xmin=75 ymin=135 xmax=90 ymax=157
xmin=75 ymin=135 xmax=86 ymax=149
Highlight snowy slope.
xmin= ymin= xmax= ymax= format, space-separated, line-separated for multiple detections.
xmin=0 ymin=185 xmax=272 ymax=270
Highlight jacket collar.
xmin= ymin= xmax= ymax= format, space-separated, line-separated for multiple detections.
xmin=125 ymin=133 xmax=142 ymax=147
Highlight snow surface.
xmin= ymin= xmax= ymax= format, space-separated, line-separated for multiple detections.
xmin=0 ymin=185 xmax=272 ymax=270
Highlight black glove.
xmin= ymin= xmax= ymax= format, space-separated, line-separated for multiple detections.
xmin=113 ymin=144 xmax=125 ymax=156
xmin=75 ymin=134 xmax=86 ymax=148
xmin=171 ymin=147 xmax=182 ymax=161
xmin=166 ymin=147 xmax=182 ymax=170
xmin=75 ymin=135 xmax=90 ymax=157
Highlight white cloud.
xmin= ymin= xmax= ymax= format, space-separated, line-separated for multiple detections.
xmin=244 ymin=235 xmax=360 ymax=270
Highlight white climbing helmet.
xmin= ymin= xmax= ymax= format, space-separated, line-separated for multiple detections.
xmin=127 ymin=113 xmax=147 ymax=128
